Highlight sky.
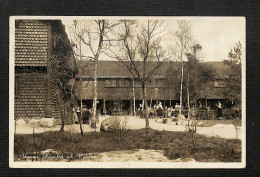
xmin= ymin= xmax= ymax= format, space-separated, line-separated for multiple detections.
xmin=62 ymin=17 xmax=245 ymax=62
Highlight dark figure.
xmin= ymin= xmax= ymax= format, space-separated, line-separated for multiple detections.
xmin=136 ymin=109 xmax=143 ymax=118
xmin=157 ymin=107 xmax=163 ymax=117
xmin=82 ymin=109 xmax=92 ymax=124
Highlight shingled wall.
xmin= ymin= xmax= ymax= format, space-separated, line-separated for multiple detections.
xmin=14 ymin=20 xmax=76 ymax=121
xmin=50 ymin=52 xmax=62 ymax=120
xmin=15 ymin=20 xmax=48 ymax=67
xmin=15 ymin=72 xmax=47 ymax=119
xmin=14 ymin=20 xmax=49 ymax=119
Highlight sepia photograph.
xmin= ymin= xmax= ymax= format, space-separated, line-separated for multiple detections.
xmin=9 ymin=16 xmax=245 ymax=168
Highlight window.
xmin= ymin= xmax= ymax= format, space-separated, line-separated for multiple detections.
xmin=105 ymin=79 xmax=117 ymax=87
xmin=214 ymin=79 xmax=226 ymax=88
xmin=111 ymin=80 xmax=117 ymax=87
xmin=118 ymin=79 xmax=129 ymax=87
xmin=124 ymin=80 xmax=130 ymax=87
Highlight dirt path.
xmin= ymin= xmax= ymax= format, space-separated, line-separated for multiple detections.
xmin=14 ymin=116 xmax=241 ymax=139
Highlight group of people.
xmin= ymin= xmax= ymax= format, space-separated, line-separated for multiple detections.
xmin=136 ymin=101 xmax=224 ymax=119
xmin=71 ymin=101 xmax=224 ymax=123
xmin=72 ymin=106 xmax=93 ymax=124
xmin=136 ymin=102 xmax=184 ymax=118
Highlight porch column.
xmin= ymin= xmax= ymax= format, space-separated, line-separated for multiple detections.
xmin=103 ymin=99 xmax=106 ymax=115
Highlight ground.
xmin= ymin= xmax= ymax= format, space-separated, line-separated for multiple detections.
xmin=14 ymin=116 xmax=242 ymax=162
xmin=15 ymin=116 xmax=242 ymax=139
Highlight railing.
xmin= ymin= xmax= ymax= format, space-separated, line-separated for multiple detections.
xmin=197 ymin=110 xmax=216 ymax=120
xmin=111 ymin=110 xmax=125 ymax=116
xmin=222 ymin=108 xmax=241 ymax=119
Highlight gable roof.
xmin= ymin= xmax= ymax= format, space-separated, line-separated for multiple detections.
xmin=76 ymin=60 xmax=232 ymax=79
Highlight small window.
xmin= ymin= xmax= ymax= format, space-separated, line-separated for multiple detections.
xmin=214 ymin=79 xmax=226 ymax=88
xmin=124 ymin=80 xmax=130 ymax=87
xmin=105 ymin=80 xmax=111 ymax=87
xmin=111 ymin=80 xmax=117 ymax=87
xmin=105 ymin=79 xmax=117 ymax=87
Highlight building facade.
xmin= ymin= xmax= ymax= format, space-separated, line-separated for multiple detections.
xmin=14 ymin=20 xmax=76 ymax=121
xmin=75 ymin=60 xmax=234 ymax=115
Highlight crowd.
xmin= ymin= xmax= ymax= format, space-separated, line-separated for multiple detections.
xmin=71 ymin=100 xmax=224 ymax=124
xmin=135 ymin=101 xmax=224 ymax=120
xmin=136 ymin=101 xmax=186 ymax=119
xmin=72 ymin=106 xmax=93 ymax=124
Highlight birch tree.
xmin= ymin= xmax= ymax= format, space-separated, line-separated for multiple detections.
xmin=172 ymin=20 xmax=193 ymax=115
xmin=107 ymin=20 xmax=170 ymax=128
xmin=71 ymin=20 xmax=120 ymax=129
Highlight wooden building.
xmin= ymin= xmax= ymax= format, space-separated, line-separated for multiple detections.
xmin=75 ymin=60 xmax=234 ymax=114
xmin=14 ymin=20 xmax=76 ymax=121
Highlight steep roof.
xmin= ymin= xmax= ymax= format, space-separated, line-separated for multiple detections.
xmin=205 ymin=61 xmax=232 ymax=78
xmin=76 ymin=60 xmax=232 ymax=79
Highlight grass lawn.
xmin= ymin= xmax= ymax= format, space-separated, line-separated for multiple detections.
xmin=14 ymin=128 xmax=241 ymax=162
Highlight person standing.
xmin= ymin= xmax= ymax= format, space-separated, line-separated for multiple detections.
xmin=76 ymin=106 xmax=81 ymax=123
xmin=216 ymin=101 xmax=223 ymax=119
xmin=72 ymin=106 xmax=78 ymax=123
xmin=190 ymin=105 xmax=196 ymax=119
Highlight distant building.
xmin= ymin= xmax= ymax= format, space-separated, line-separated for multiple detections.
xmin=14 ymin=20 xmax=76 ymax=121
xmin=75 ymin=60 xmax=236 ymax=114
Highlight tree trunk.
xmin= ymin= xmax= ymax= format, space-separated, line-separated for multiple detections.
xmin=92 ymin=55 xmax=98 ymax=130
xmin=130 ymin=99 xmax=133 ymax=116
xmin=180 ymin=58 xmax=184 ymax=115
xmin=132 ymin=77 xmax=136 ymax=116
xmin=78 ymin=40 xmax=84 ymax=136
xmin=93 ymin=21 xmax=105 ymax=129
xmin=142 ymin=82 xmax=149 ymax=128
xmin=187 ymin=72 xmax=190 ymax=118
xmin=163 ymin=90 xmax=166 ymax=118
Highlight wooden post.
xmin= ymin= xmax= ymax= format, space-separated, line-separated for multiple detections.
xmin=103 ymin=99 xmax=106 ymax=115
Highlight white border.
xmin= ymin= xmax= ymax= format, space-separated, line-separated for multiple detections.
xmin=9 ymin=16 xmax=246 ymax=168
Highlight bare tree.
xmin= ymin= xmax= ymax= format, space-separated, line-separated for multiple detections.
xmin=107 ymin=20 xmax=170 ymax=128
xmin=70 ymin=21 xmax=93 ymax=135
xmin=71 ymin=20 xmax=121 ymax=129
xmin=173 ymin=20 xmax=194 ymax=115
